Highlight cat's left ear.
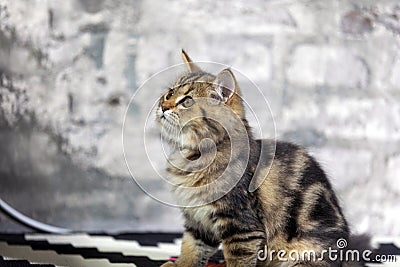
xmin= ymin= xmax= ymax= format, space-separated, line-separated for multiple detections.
xmin=181 ymin=49 xmax=202 ymax=72
xmin=214 ymin=68 xmax=238 ymax=103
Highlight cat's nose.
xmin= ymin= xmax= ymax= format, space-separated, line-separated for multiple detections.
xmin=162 ymin=106 xmax=170 ymax=112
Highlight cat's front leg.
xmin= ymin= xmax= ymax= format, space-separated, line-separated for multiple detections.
xmin=222 ymin=231 xmax=265 ymax=267
xmin=160 ymin=231 xmax=218 ymax=267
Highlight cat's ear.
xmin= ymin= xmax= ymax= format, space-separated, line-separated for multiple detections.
xmin=181 ymin=49 xmax=202 ymax=72
xmin=214 ymin=69 xmax=237 ymax=103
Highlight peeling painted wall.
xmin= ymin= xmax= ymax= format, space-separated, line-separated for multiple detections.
xmin=0 ymin=0 xmax=399 ymax=235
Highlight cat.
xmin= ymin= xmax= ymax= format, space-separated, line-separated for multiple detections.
xmin=156 ymin=50 xmax=359 ymax=267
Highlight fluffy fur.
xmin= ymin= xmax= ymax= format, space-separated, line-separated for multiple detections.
xmin=157 ymin=51 xmax=361 ymax=267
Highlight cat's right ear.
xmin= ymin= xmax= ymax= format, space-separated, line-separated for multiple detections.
xmin=181 ymin=49 xmax=202 ymax=72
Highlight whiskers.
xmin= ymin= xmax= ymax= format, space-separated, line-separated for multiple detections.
xmin=160 ymin=111 xmax=181 ymax=145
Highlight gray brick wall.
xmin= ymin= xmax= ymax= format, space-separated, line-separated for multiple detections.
xmin=0 ymin=0 xmax=399 ymax=235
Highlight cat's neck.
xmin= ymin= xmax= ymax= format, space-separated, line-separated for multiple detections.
xmin=170 ymin=119 xmax=254 ymax=159
xmin=166 ymin=120 xmax=255 ymax=186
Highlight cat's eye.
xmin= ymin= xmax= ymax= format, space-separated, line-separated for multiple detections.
xmin=179 ymin=96 xmax=194 ymax=108
xmin=165 ymin=89 xmax=174 ymax=100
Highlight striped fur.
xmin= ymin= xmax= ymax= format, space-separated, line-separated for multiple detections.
xmin=159 ymin=51 xmax=351 ymax=267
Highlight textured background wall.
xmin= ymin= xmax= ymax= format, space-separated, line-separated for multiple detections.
xmin=0 ymin=0 xmax=399 ymax=236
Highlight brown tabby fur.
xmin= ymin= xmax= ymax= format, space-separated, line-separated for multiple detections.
xmin=157 ymin=51 xmax=356 ymax=267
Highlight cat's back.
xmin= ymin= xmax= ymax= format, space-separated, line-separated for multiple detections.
xmin=256 ymin=139 xmax=334 ymax=195
xmin=257 ymin=140 xmax=331 ymax=188
xmin=256 ymin=140 xmax=349 ymax=247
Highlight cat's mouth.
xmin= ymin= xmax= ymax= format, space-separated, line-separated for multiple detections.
xmin=157 ymin=108 xmax=174 ymax=125
xmin=158 ymin=112 xmax=181 ymax=140
xmin=160 ymin=114 xmax=176 ymax=126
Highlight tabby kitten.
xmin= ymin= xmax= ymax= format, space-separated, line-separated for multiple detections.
xmin=157 ymin=51 xmax=352 ymax=267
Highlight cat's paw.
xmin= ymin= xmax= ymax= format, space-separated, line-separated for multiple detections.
xmin=160 ymin=261 xmax=177 ymax=267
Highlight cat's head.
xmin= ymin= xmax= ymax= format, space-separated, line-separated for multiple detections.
xmin=156 ymin=50 xmax=246 ymax=150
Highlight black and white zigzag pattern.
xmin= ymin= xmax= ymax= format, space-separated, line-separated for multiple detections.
xmin=0 ymin=233 xmax=399 ymax=267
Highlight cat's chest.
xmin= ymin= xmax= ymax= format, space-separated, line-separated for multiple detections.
xmin=183 ymin=205 xmax=220 ymax=234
